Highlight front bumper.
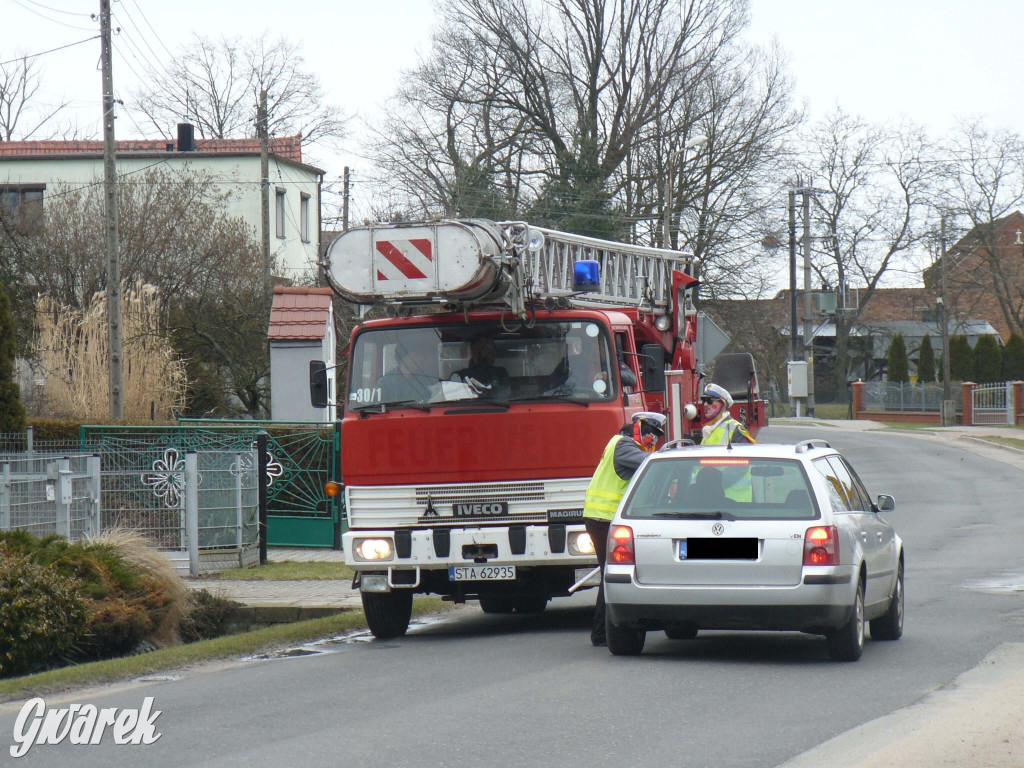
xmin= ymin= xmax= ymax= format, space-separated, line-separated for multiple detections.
xmin=344 ymin=525 xmax=598 ymax=593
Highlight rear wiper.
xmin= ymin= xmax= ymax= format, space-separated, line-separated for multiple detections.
xmin=652 ymin=510 xmax=734 ymax=520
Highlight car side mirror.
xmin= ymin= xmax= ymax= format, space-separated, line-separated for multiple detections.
xmin=876 ymin=494 xmax=895 ymax=512
xmin=640 ymin=344 xmax=666 ymax=392
xmin=310 ymin=360 xmax=329 ymax=408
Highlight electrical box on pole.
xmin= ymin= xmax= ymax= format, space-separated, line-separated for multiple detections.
xmin=788 ymin=361 xmax=809 ymax=398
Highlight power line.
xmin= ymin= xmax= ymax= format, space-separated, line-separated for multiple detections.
xmin=0 ymin=35 xmax=99 ymax=66
xmin=129 ymin=0 xmax=175 ymax=59
xmin=10 ymin=0 xmax=96 ymax=31
xmin=21 ymin=0 xmax=92 ymax=16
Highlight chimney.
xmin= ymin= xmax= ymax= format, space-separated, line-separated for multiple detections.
xmin=176 ymin=123 xmax=195 ymax=152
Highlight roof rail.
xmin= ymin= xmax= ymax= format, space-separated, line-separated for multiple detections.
xmin=659 ymin=439 xmax=697 ymax=451
xmin=795 ymin=439 xmax=832 ymax=454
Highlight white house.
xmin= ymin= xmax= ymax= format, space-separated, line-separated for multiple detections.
xmin=0 ymin=123 xmax=324 ymax=278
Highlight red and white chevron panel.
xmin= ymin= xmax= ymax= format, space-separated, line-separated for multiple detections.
xmin=375 ymin=238 xmax=433 ymax=281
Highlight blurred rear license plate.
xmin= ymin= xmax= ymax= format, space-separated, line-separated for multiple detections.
xmin=449 ymin=565 xmax=516 ymax=581
xmin=679 ymin=539 xmax=757 ymax=560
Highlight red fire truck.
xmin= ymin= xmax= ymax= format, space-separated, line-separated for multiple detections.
xmin=313 ymin=219 xmax=766 ymax=638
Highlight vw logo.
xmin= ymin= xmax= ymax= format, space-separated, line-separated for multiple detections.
xmin=712 ymin=523 xmax=725 ymax=536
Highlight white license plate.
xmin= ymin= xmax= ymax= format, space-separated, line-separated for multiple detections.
xmin=449 ymin=565 xmax=516 ymax=581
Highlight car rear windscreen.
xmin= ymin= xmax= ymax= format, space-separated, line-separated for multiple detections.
xmin=622 ymin=457 xmax=818 ymax=520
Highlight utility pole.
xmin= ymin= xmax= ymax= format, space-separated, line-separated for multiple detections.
xmin=788 ymin=189 xmax=798 ymax=417
xmin=940 ymin=216 xmax=952 ymax=412
xmin=342 ymin=166 xmax=350 ymax=231
xmin=258 ymin=89 xmax=271 ymax=301
xmin=100 ymin=0 xmax=122 ymax=420
xmin=802 ymin=184 xmax=815 ymax=416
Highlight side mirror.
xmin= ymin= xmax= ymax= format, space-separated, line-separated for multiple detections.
xmin=640 ymin=344 xmax=666 ymax=392
xmin=876 ymin=494 xmax=895 ymax=513
xmin=310 ymin=360 xmax=329 ymax=408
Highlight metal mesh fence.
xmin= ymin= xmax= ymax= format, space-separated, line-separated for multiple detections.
xmin=193 ymin=450 xmax=259 ymax=550
xmin=861 ymin=382 xmax=957 ymax=412
xmin=0 ymin=454 xmax=100 ymax=542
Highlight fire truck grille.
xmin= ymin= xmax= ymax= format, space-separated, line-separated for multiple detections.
xmin=346 ymin=479 xmax=589 ymax=528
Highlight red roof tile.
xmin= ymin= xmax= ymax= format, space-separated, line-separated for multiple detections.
xmin=0 ymin=135 xmax=303 ymax=163
xmin=268 ymin=286 xmax=333 ymax=340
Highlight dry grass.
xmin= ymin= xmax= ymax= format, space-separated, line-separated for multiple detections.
xmin=87 ymin=527 xmax=189 ymax=647
xmin=32 ymin=282 xmax=187 ymax=421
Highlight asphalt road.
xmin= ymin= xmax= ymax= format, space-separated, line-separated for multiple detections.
xmin=3 ymin=425 xmax=1024 ymax=767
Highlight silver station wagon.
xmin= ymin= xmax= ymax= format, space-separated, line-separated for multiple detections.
xmin=603 ymin=439 xmax=903 ymax=660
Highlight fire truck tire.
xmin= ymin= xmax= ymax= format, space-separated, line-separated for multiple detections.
xmin=513 ymin=592 xmax=549 ymax=614
xmin=362 ymin=590 xmax=413 ymax=639
xmin=479 ymin=596 xmax=515 ymax=613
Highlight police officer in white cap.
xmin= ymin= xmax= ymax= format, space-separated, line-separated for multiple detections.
xmin=700 ymin=383 xmax=755 ymax=445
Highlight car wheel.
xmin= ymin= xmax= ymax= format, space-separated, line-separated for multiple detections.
xmin=870 ymin=559 xmax=904 ymax=641
xmin=664 ymin=623 xmax=699 ymax=640
xmin=362 ymin=590 xmax=413 ymax=639
xmin=606 ymin=615 xmax=646 ymax=656
xmin=513 ymin=591 xmax=549 ymax=614
xmin=826 ymin=574 xmax=865 ymax=662
xmin=479 ymin=595 xmax=515 ymax=614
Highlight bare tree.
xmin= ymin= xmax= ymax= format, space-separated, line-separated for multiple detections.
xmin=0 ymin=54 xmax=70 ymax=140
xmin=131 ymin=33 xmax=348 ymax=147
xmin=2 ymin=167 xmax=272 ymax=417
xmin=797 ymin=109 xmax=937 ymax=390
xmin=936 ymin=120 xmax=1024 ymax=337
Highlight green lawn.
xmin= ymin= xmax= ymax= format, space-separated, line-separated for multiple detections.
xmin=0 ymin=598 xmax=446 ymax=703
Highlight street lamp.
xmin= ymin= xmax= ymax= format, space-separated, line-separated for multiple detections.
xmin=663 ymin=134 xmax=708 ymax=249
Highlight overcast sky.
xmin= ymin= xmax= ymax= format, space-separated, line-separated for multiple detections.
xmin=4 ymin=0 xmax=1023 ymax=209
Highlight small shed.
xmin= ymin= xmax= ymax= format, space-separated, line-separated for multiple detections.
xmin=268 ymin=286 xmax=336 ymax=422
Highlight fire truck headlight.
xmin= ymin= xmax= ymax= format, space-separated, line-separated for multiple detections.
xmin=354 ymin=538 xmax=394 ymax=562
xmin=682 ymin=403 xmax=698 ymax=421
xmin=568 ymin=531 xmax=596 ymax=556
xmin=654 ymin=315 xmax=672 ymax=332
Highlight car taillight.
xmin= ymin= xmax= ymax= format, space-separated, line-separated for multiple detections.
xmin=609 ymin=525 xmax=635 ymax=565
xmin=803 ymin=525 xmax=839 ymax=566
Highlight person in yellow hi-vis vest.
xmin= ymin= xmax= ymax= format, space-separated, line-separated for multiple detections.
xmin=699 ymin=383 xmax=755 ymax=501
xmin=582 ymin=411 xmax=666 ymax=646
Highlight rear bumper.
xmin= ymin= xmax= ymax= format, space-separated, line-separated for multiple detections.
xmin=605 ymin=566 xmax=858 ymax=632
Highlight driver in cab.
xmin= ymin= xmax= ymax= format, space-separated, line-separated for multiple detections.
xmin=455 ymin=335 xmax=510 ymax=397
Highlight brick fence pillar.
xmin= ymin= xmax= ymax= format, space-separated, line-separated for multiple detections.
xmin=851 ymin=381 xmax=865 ymax=420
xmin=961 ymin=382 xmax=975 ymax=426
xmin=1013 ymin=381 xmax=1023 ymax=426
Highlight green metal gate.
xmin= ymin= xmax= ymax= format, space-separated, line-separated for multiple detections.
xmin=82 ymin=421 xmax=343 ymax=548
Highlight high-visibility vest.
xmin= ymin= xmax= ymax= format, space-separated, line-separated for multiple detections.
xmin=583 ymin=436 xmax=631 ymax=521
xmin=703 ymin=417 xmax=754 ymax=446
xmin=703 ymin=418 xmax=755 ymax=501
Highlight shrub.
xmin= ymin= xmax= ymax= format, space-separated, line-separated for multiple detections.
xmin=0 ymin=530 xmax=184 ymax=662
xmin=887 ymin=333 xmax=909 ymax=383
xmin=949 ymin=335 xmax=974 ymax=382
xmin=1002 ymin=333 xmax=1024 ymax=381
xmin=973 ymin=335 xmax=1002 ymax=384
xmin=916 ymin=334 xmax=935 ymax=383
xmin=0 ymin=546 xmax=87 ymax=678
xmin=180 ymin=589 xmax=241 ymax=643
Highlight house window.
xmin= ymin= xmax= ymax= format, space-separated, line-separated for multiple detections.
xmin=300 ymin=193 xmax=311 ymax=243
xmin=0 ymin=186 xmax=45 ymax=233
xmin=275 ymin=188 xmax=286 ymax=239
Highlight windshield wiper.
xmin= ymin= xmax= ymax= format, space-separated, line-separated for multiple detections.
xmin=352 ymin=400 xmax=431 ymax=414
xmin=651 ymin=510 xmax=734 ymax=520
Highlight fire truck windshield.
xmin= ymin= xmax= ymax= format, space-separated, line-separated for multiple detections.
xmin=346 ymin=321 xmax=616 ymax=410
